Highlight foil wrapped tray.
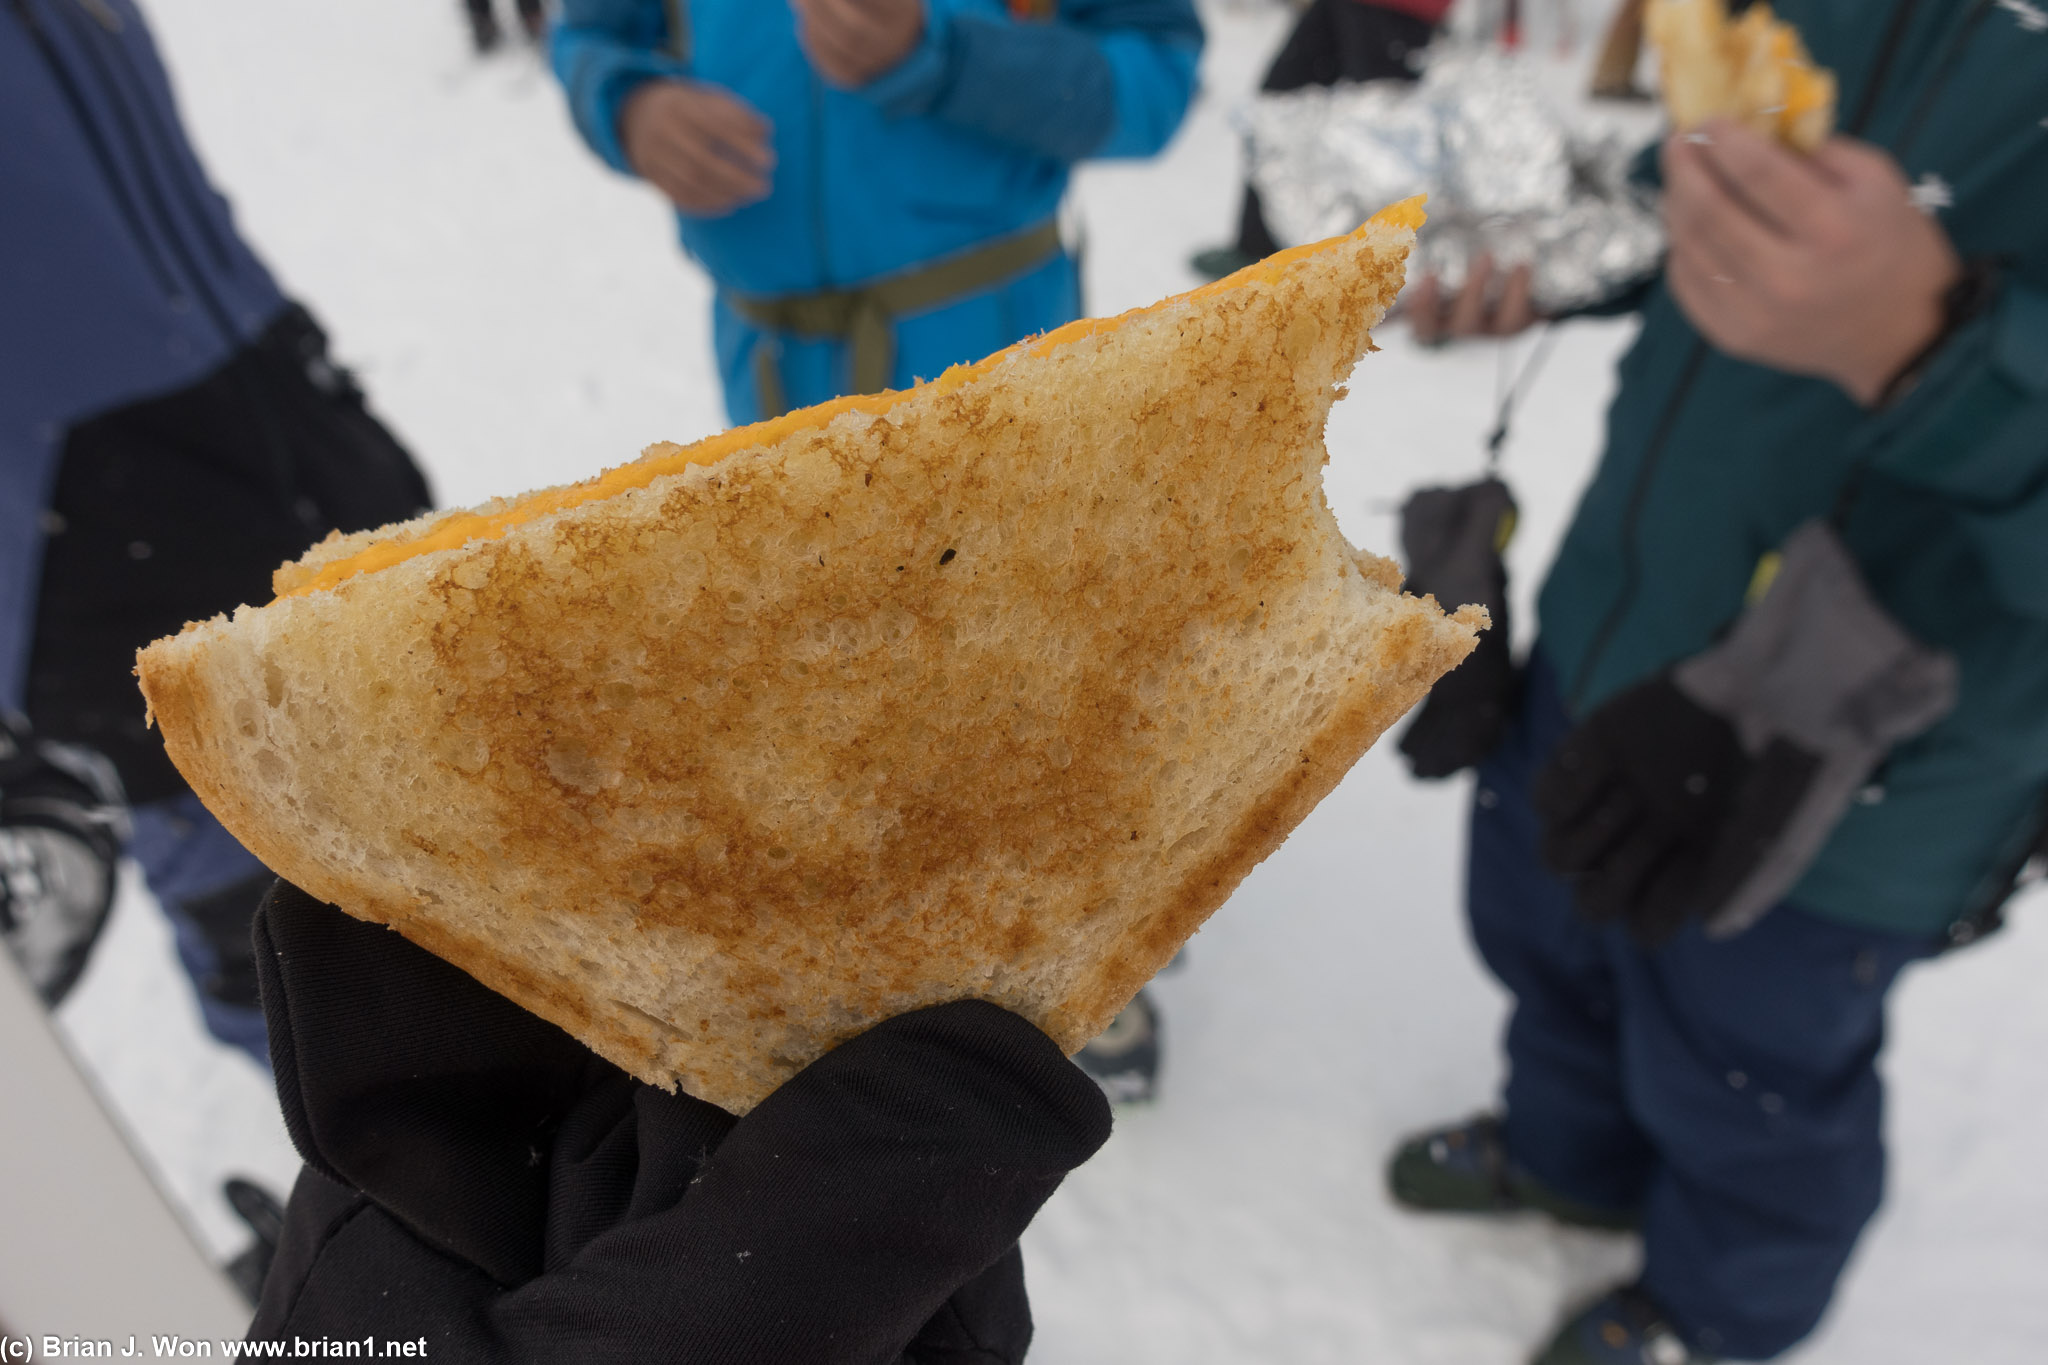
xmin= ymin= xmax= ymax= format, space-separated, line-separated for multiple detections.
xmin=1244 ymin=50 xmax=1665 ymax=315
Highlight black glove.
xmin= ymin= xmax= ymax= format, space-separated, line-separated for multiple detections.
xmin=1531 ymin=675 xmax=1812 ymax=947
xmin=0 ymin=711 xmax=128 ymax=1005
xmin=250 ymin=882 xmax=1111 ymax=1364
xmin=1396 ymin=478 xmax=1518 ymax=779
xmin=1534 ymin=521 xmax=1957 ymax=947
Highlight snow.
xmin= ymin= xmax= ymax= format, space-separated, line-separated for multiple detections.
xmin=47 ymin=1 xmax=2048 ymax=1359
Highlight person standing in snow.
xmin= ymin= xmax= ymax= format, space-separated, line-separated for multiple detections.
xmin=1 ymin=0 xmax=430 ymax=1059
xmin=548 ymin=0 xmax=1202 ymax=1101
xmin=1384 ymin=2 xmax=2048 ymax=1362
xmin=549 ymin=0 xmax=1203 ymax=426
xmin=1189 ymin=0 xmax=1453 ymax=281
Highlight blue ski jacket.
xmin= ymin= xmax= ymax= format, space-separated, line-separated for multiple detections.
xmin=1 ymin=0 xmax=285 ymax=711
xmin=551 ymin=0 xmax=1203 ymax=424
xmin=1539 ymin=0 xmax=2048 ymax=937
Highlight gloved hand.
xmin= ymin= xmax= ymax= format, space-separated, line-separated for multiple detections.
xmin=1531 ymin=674 xmax=1801 ymax=946
xmin=250 ymin=881 xmax=1111 ymax=1364
xmin=1533 ymin=521 xmax=1956 ymax=947
xmin=1397 ymin=477 xmax=1518 ymax=779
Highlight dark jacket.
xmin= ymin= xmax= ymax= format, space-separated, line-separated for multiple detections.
xmin=1539 ymin=0 xmax=2048 ymax=935
xmin=1 ymin=0 xmax=287 ymax=709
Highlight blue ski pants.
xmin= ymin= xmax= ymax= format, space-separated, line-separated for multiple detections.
xmin=1467 ymin=653 xmax=1939 ymax=1360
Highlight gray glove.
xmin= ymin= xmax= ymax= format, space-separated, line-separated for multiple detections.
xmin=1536 ymin=520 xmax=1956 ymax=943
xmin=1675 ymin=519 xmax=1958 ymax=936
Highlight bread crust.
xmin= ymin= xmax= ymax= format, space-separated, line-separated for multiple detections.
xmin=140 ymin=216 xmax=1481 ymax=1113
xmin=1646 ymin=0 xmax=1837 ymax=151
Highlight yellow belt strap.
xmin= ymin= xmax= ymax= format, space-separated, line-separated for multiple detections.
xmin=726 ymin=218 xmax=1063 ymax=416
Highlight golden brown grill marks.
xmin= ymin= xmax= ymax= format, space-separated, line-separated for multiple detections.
xmin=413 ymin=258 xmax=1392 ymax=1041
xmin=139 ymin=228 xmax=1476 ymax=1111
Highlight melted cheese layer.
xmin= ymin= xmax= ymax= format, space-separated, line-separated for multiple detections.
xmin=282 ymin=197 xmax=1429 ymax=601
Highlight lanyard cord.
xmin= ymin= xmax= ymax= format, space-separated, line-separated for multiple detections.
xmin=1484 ymin=321 xmax=1561 ymax=474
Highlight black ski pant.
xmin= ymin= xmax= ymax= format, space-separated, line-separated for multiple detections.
xmin=1234 ymin=0 xmax=1437 ymax=259
xmin=28 ymin=301 xmax=430 ymax=804
xmin=26 ymin=302 xmax=429 ymax=1049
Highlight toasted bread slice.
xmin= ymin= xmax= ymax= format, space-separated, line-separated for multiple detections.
xmin=1646 ymin=0 xmax=1837 ymax=152
xmin=138 ymin=200 xmax=1481 ymax=1114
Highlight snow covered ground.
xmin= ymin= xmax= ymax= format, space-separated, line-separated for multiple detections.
xmin=47 ymin=1 xmax=2048 ymax=1359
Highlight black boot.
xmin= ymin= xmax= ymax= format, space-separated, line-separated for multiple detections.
xmin=1387 ymin=1114 xmax=1638 ymax=1231
xmin=0 ymin=711 xmax=127 ymax=1007
xmin=1534 ymin=1286 xmax=1719 ymax=1365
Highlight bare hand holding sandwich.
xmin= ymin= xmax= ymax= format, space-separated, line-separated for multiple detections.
xmin=1662 ymin=118 xmax=1961 ymax=406
xmin=619 ymin=80 xmax=774 ymax=217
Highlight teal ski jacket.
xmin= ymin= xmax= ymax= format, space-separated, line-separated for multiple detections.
xmin=1540 ymin=0 xmax=2048 ymax=937
xmin=551 ymin=0 xmax=1201 ymax=424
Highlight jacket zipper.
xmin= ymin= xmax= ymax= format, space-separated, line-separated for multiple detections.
xmin=1891 ymin=0 xmax=1999 ymax=157
xmin=1565 ymin=340 xmax=1708 ymax=708
xmin=1566 ymin=0 xmax=1970 ymax=711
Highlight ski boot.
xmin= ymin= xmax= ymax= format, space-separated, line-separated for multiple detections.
xmin=1534 ymin=1286 xmax=1719 ymax=1365
xmin=1387 ymin=1114 xmax=1638 ymax=1231
xmin=1074 ymin=988 xmax=1160 ymax=1104
xmin=0 ymin=710 xmax=128 ymax=1007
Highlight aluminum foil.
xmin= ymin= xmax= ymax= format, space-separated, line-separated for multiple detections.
xmin=1243 ymin=50 xmax=1664 ymax=315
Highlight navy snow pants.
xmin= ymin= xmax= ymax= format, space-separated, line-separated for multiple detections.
xmin=1467 ymin=653 xmax=1938 ymax=1360
xmin=129 ymin=792 xmax=273 ymax=1067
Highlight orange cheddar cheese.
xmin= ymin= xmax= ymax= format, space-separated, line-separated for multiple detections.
xmin=282 ymin=197 xmax=1430 ymax=601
